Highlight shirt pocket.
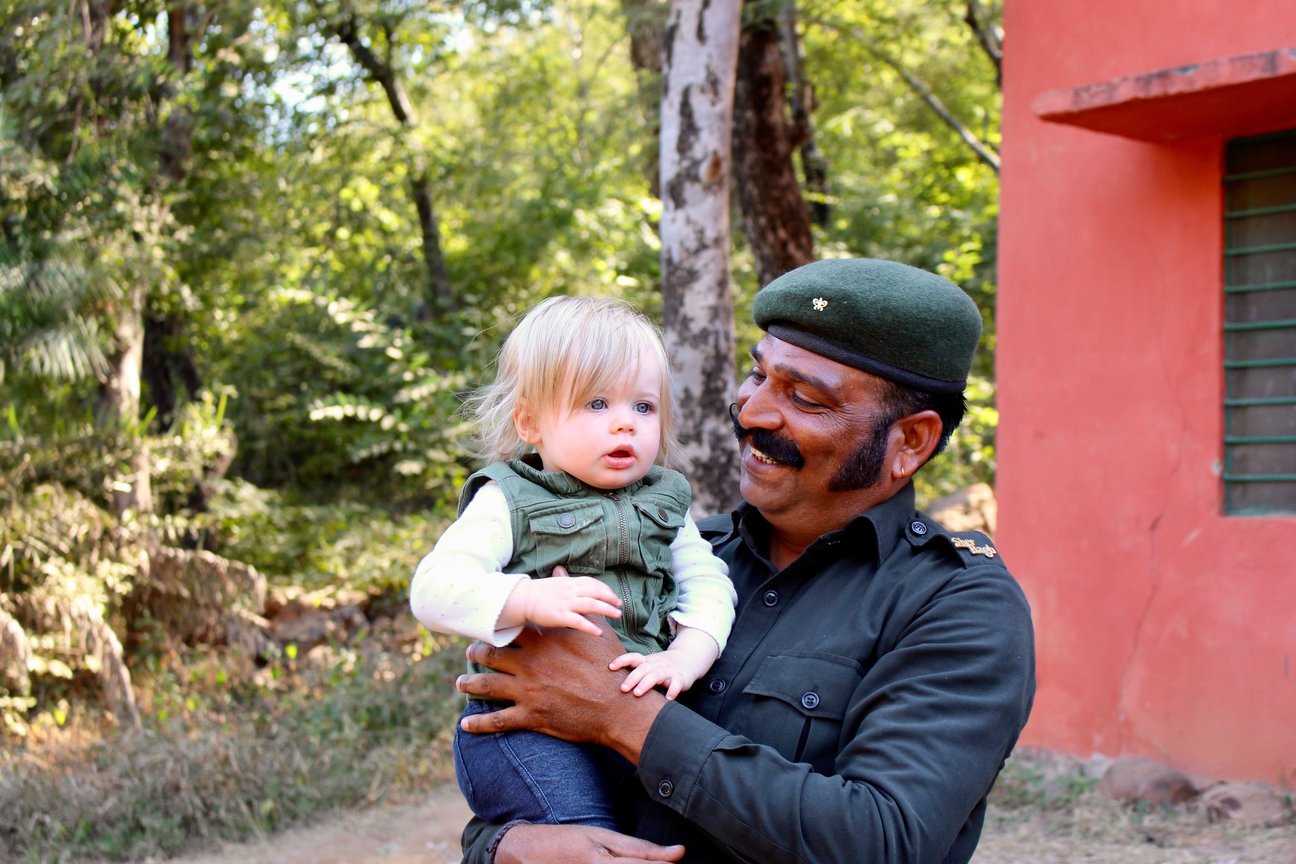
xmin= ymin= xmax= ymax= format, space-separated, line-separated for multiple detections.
xmin=742 ymin=652 xmax=864 ymax=772
xmin=526 ymin=501 xmax=606 ymax=575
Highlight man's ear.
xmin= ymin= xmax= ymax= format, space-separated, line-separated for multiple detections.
xmin=513 ymin=400 xmax=542 ymax=446
xmin=889 ymin=410 xmax=943 ymax=481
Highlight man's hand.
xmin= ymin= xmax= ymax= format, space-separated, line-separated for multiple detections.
xmin=494 ymin=823 xmax=685 ymax=864
xmin=456 ymin=616 xmax=666 ymax=763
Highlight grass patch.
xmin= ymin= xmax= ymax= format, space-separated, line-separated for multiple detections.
xmin=0 ymin=638 xmax=466 ymax=863
xmin=989 ymin=747 xmax=1099 ymax=812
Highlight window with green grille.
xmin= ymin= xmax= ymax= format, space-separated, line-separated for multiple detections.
xmin=1223 ymin=129 xmax=1296 ymax=515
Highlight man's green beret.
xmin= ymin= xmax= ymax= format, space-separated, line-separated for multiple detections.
xmin=752 ymin=258 xmax=982 ymax=394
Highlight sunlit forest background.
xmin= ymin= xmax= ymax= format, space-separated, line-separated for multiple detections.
xmin=0 ymin=0 xmax=1002 ymax=859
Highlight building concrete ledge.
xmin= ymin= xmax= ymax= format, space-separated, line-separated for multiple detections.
xmin=1032 ymin=47 xmax=1296 ymax=142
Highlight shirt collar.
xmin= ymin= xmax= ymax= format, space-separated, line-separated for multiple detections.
xmin=733 ymin=481 xmax=917 ymax=563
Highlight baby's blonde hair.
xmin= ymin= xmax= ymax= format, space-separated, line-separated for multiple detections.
xmin=466 ymin=296 xmax=682 ymax=468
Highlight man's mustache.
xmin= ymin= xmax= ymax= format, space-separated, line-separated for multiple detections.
xmin=728 ymin=403 xmax=805 ymax=469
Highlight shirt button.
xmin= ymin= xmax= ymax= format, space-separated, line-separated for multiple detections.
xmin=707 ymin=678 xmax=726 ymax=694
xmin=558 ymin=513 xmax=576 ymax=528
xmin=657 ymin=779 xmax=675 ymax=799
xmin=801 ymin=691 xmax=820 ymax=710
xmin=658 ymin=507 xmax=668 ymax=520
xmin=763 ymin=590 xmax=779 ymax=607
xmin=910 ymin=520 xmax=927 ymax=535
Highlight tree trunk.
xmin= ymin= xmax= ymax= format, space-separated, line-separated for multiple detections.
xmin=732 ymin=3 xmax=814 ymax=287
xmin=144 ymin=3 xmax=202 ymax=433
xmin=98 ymin=281 xmax=153 ymax=516
xmin=142 ymin=312 xmax=202 ymax=430
xmin=409 ymin=163 xmax=452 ymax=310
xmin=659 ymin=0 xmax=742 ymax=517
xmin=81 ymin=0 xmax=149 ymax=517
xmin=965 ymin=0 xmax=1003 ymax=88
xmin=334 ymin=14 xmax=451 ymax=310
xmin=778 ymin=1 xmax=830 ymax=227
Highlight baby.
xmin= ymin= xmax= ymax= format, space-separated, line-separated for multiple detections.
xmin=410 ymin=295 xmax=735 ymax=830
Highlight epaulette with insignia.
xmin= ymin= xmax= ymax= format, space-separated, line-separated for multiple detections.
xmin=945 ymin=530 xmax=1005 ymax=567
xmin=950 ymin=535 xmax=998 ymax=558
xmin=905 ymin=516 xmax=1004 ymax=566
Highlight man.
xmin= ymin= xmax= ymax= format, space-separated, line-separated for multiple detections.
xmin=456 ymin=258 xmax=1036 ymax=864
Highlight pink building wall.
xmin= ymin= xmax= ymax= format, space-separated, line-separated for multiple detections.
xmin=998 ymin=2 xmax=1296 ymax=784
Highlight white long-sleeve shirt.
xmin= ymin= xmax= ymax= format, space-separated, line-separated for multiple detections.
xmin=410 ymin=482 xmax=737 ymax=652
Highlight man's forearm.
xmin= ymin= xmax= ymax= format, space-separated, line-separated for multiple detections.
xmin=599 ymin=686 xmax=666 ymax=763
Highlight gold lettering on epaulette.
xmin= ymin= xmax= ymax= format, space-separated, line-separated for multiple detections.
xmin=951 ymin=536 xmax=997 ymax=558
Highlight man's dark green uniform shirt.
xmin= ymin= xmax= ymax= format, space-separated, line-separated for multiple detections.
xmin=464 ymin=482 xmax=1035 ymax=864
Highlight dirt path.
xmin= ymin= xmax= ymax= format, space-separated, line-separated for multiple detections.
xmin=164 ymin=782 xmax=1296 ymax=864
xmin=165 ymin=785 xmax=471 ymax=864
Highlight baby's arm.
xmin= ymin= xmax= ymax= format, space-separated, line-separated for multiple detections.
xmin=409 ymin=483 xmax=621 ymax=643
xmin=609 ymin=512 xmax=737 ymax=699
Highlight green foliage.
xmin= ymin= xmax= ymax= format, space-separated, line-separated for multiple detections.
xmin=0 ymin=118 xmax=118 ymax=386
xmin=915 ymin=372 xmax=998 ymax=500
xmin=0 ymin=390 xmax=237 ymax=737
xmin=208 ymin=286 xmax=474 ymax=504
xmin=0 ymin=2 xmax=1009 ymax=854
xmin=0 ymin=478 xmax=140 ymax=738
xmin=203 ymin=479 xmax=451 ymax=591
xmin=0 ymin=641 xmax=465 ymax=862
xmin=0 ymin=482 xmax=136 ymax=600
xmin=0 ymin=254 xmax=110 ymax=385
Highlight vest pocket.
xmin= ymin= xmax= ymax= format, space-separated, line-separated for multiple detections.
xmin=526 ymin=501 xmax=607 ymax=575
xmin=633 ymin=500 xmax=685 ymax=576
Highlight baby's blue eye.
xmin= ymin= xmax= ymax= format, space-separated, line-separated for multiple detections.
xmin=589 ymin=398 xmax=608 ymax=410
xmin=634 ymin=401 xmax=655 ymax=415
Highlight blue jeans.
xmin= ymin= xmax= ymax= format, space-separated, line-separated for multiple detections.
xmin=453 ymin=699 xmax=632 ymax=829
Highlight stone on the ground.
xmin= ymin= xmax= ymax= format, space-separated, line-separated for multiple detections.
xmin=0 ymin=606 xmax=32 ymax=696
xmin=1202 ymin=781 xmax=1289 ymax=827
xmin=1098 ymin=757 xmax=1199 ymax=806
xmin=133 ymin=547 xmax=267 ymax=644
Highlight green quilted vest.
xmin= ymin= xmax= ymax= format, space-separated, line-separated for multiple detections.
xmin=460 ymin=455 xmax=691 ymax=655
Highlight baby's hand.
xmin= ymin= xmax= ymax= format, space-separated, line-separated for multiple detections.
xmin=516 ymin=574 xmax=622 ymax=636
xmin=609 ymin=651 xmax=699 ymax=701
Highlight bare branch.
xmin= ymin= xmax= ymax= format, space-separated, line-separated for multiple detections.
xmin=964 ymin=0 xmax=1003 ymax=87
xmin=873 ymin=43 xmax=999 ymax=174
xmin=333 ymin=14 xmax=412 ymax=125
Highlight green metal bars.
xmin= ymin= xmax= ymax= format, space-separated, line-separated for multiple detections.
xmin=1222 ymin=129 xmax=1296 ymax=514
